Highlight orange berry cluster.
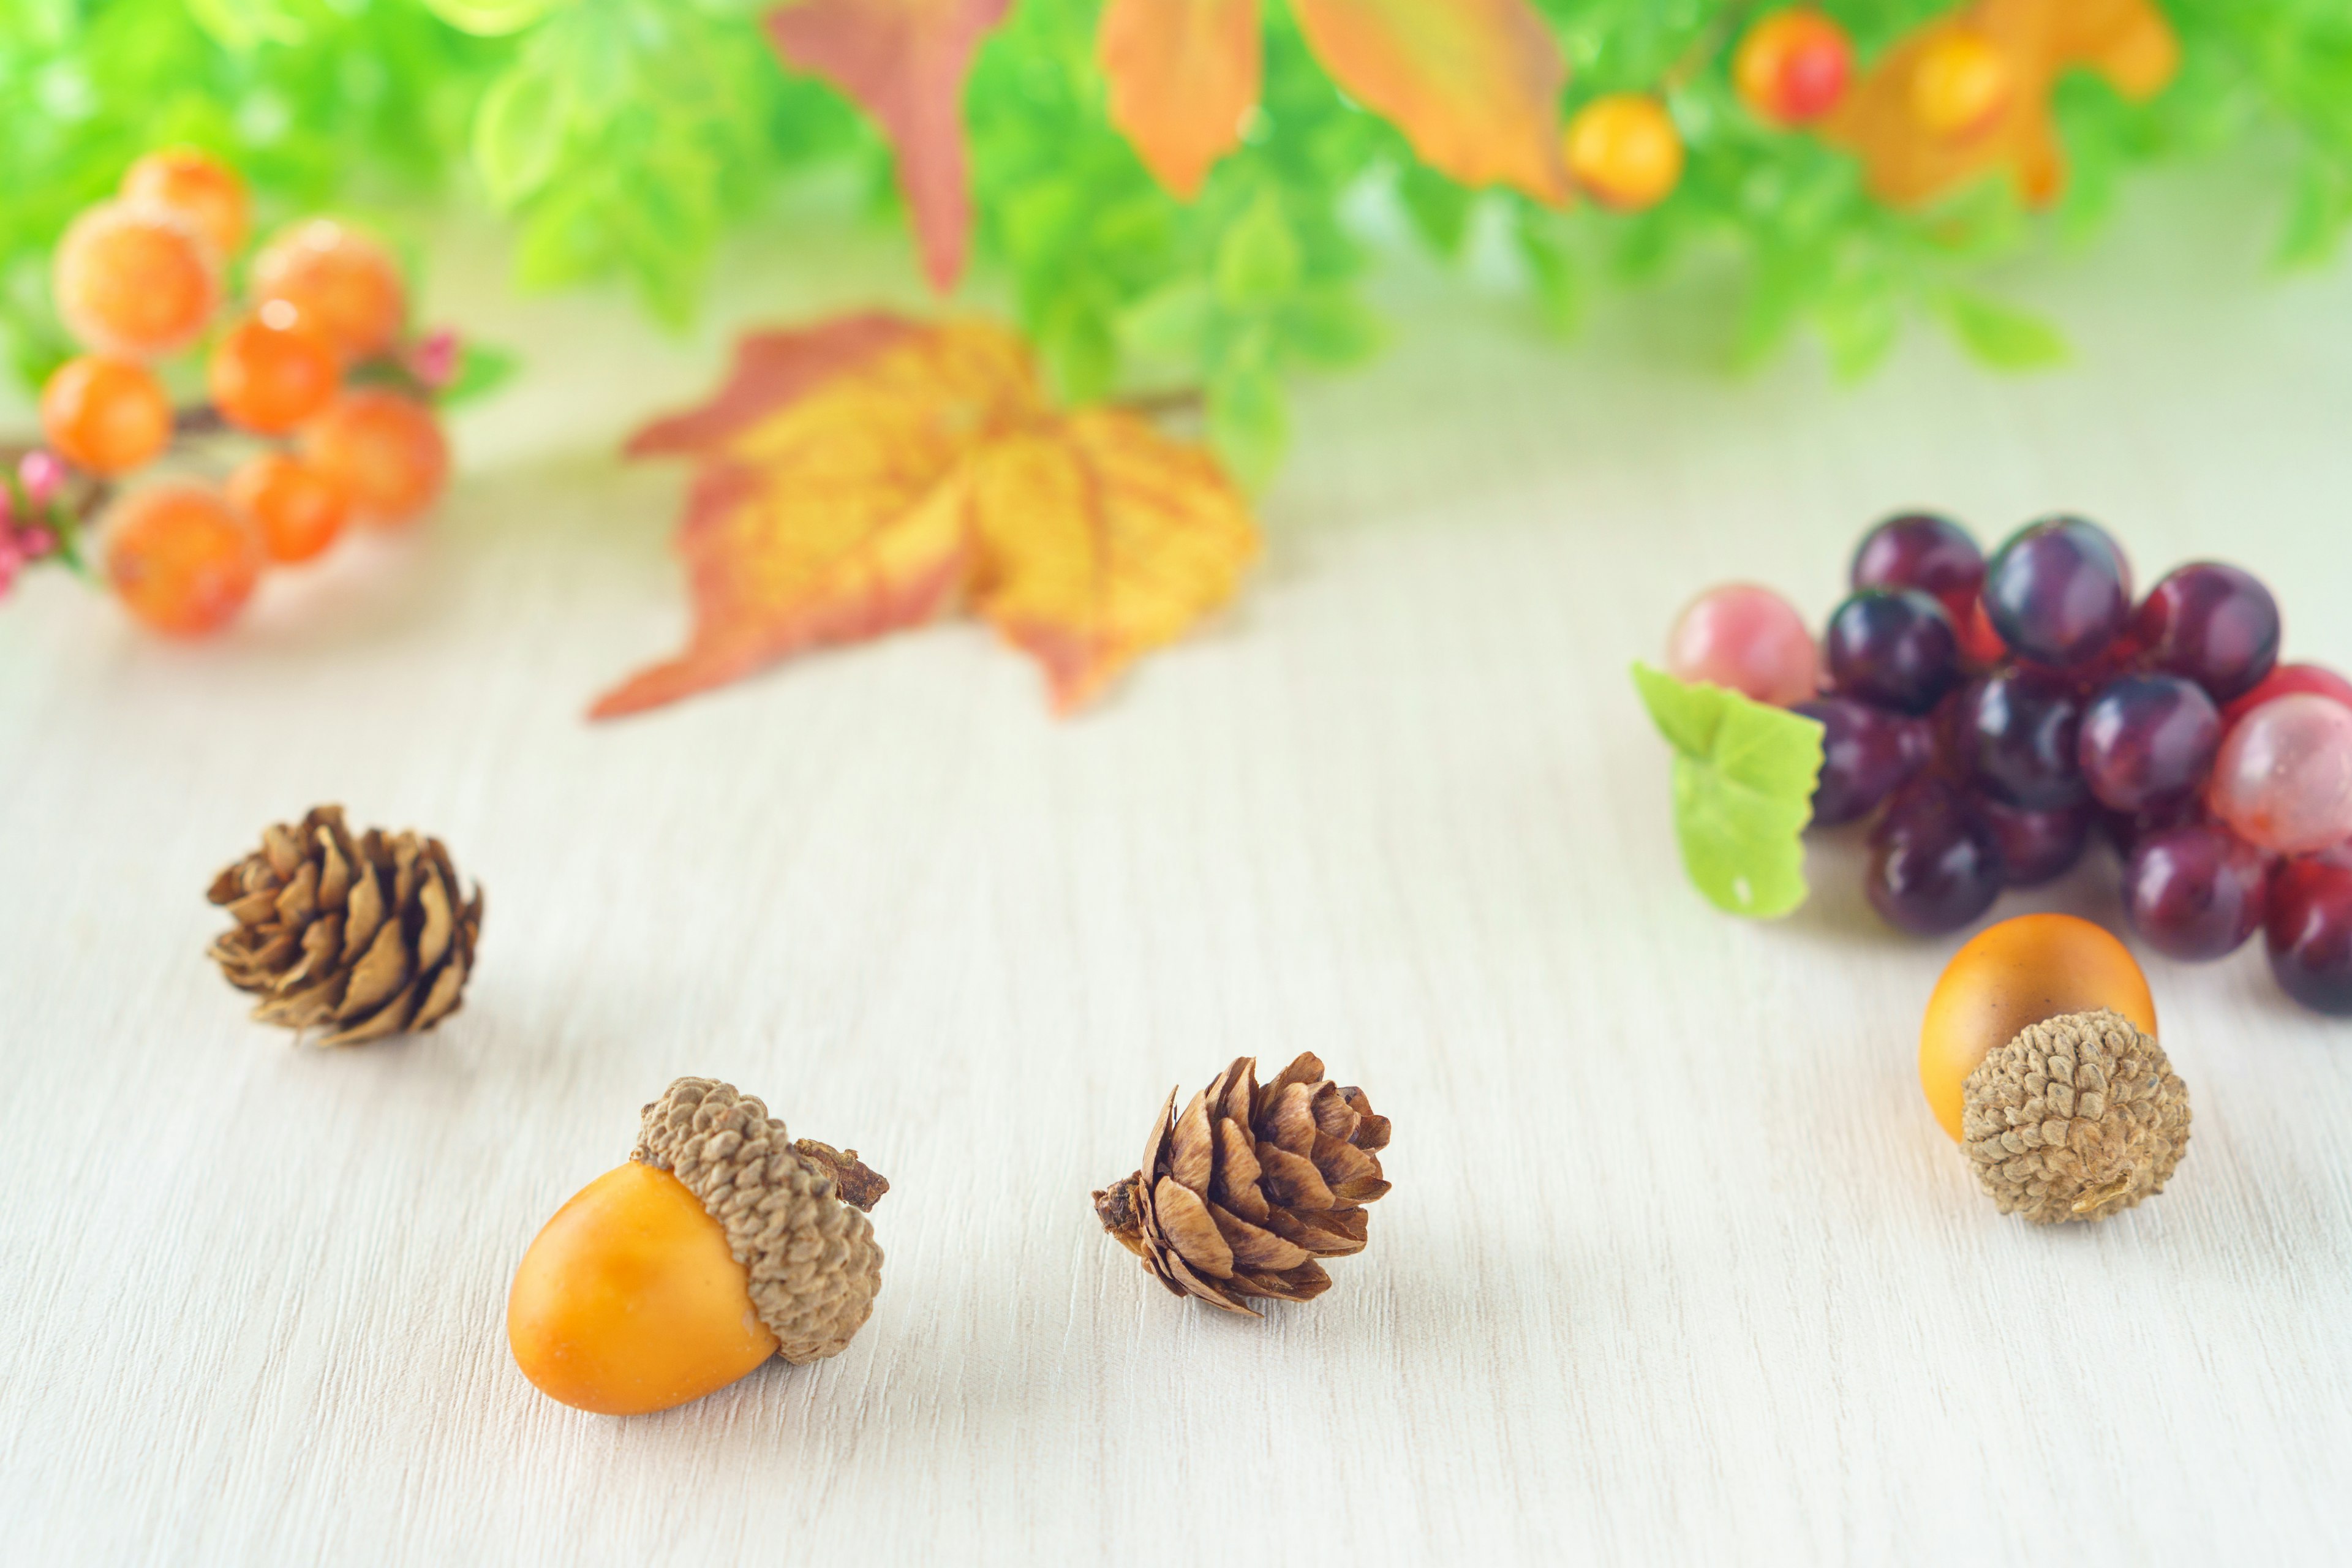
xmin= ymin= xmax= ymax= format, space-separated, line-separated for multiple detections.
xmin=36 ymin=148 xmax=451 ymax=638
xmin=1561 ymin=8 xmax=1865 ymax=213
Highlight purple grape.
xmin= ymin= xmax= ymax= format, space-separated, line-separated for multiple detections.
xmin=2135 ymin=562 xmax=2281 ymax=703
xmin=2124 ymin=824 xmax=2268 ymax=960
xmin=1851 ymin=513 xmax=1983 ymax=609
xmin=2098 ymin=796 xmax=2209 ymax=860
xmin=1957 ymin=668 xmax=2086 ymax=809
xmin=1824 ymin=589 xmax=1961 ymax=715
xmin=1983 ymin=516 xmax=2132 ymax=668
xmin=2267 ymin=852 xmax=2352 ymax=1014
xmin=1979 ymin=797 xmax=2094 ymax=888
xmin=1793 ymin=697 xmax=1934 ymax=826
xmin=2078 ymin=673 xmax=2222 ymax=812
xmin=1866 ymin=780 xmax=2005 ymax=934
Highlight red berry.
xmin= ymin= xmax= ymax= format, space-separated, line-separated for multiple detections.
xmin=1735 ymin=10 xmax=1854 ymax=127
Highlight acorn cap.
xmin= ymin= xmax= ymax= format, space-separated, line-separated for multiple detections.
xmin=1961 ymin=1008 xmax=2190 ymax=1224
xmin=631 ymin=1077 xmax=887 ymax=1364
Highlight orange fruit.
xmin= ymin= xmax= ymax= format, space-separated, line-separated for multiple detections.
xmin=1565 ymin=94 xmax=1685 ymax=212
xmin=508 ymin=1163 xmax=780 ymax=1415
xmin=209 ymin=311 xmax=341 ymax=435
xmin=120 ymin=148 xmax=249 ymax=261
xmin=1918 ymin=914 xmax=2158 ymax=1141
xmin=251 ymin=219 xmax=407 ymax=364
xmin=105 ymin=484 xmax=264 ymax=638
xmin=228 ymin=453 xmax=351 ymax=565
xmin=40 ymin=355 xmax=173 ymax=477
xmin=301 ymin=390 xmax=449 ymax=526
xmin=52 ymin=200 xmax=220 ymax=359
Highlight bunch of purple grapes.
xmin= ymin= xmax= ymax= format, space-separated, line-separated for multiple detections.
xmin=1667 ymin=513 xmax=2352 ymax=1014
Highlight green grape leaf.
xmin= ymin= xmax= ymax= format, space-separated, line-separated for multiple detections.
xmin=439 ymin=340 xmax=520 ymax=407
xmin=1631 ymin=663 xmax=1823 ymax=920
xmin=1938 ymin=290 xmax=2068 ymax=371
xmin=474 ymin=61 xmax=571 ymax=206
xmin=1215 ymin=190 xmax=1302 ymax=309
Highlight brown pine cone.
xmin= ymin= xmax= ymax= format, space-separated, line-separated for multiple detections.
xmin=206 ymin=805 xmax=484 ymax=1047
xmin=1093 ymin=1052 xmax=1392 ymax=1316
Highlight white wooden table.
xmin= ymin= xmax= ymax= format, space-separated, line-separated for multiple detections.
xmin=5 ymin=174 xmax=2350 ymax=1566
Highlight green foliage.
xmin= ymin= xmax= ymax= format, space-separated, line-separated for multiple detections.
xmin=6 ymin=0 xmax=2352 ymax=481
xmin=1632 ymin=662 xmax=1823 ymax=920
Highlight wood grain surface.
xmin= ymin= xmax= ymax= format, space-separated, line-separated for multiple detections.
xmin=3 ymin=176 xmax=2349 ymax=1566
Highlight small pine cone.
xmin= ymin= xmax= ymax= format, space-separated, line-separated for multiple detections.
xmin=1961 ymin=1008 xmax=2191 ymax=1224
xmin=633 ymin=1077 xmax=888 ymax=1364
xmin=206 ymin=805 xmax=484 ymax=1047
xmin=1093 ymin=1053 xmax=1392 ymax=1316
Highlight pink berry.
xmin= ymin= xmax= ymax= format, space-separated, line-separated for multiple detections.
xmin=2207 ymin=693 xmax=2352 ymax=854
xmin=1666 ymin=583 xmax=1819 ymax=705
xmin=17 ymin=450 xmax=66 ymax=506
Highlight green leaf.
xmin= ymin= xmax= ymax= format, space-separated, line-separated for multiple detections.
xmin=439 ymin=341 xmax=520 ymax=407
xmin=1631 ymin=663 xmax=1823 ymax=920
xmin=1215 ymin=190 xmax=1302 ymax=310
xmin=1399 ymin=163 xmax=1471 ymax=258
xmin=2275 ymin=157 xmax=2352 ymax=271
xmin=1938 ymin=291 xmax=2068 ymax=371
xmin=1207 ymin=357 xmax=1290 ymax=492
xmin=474 ymin=61 xmax=571 ymax=207
xmin=1516 ymin=215 xmax=1582 ymax=339
xmin=424 ymin=0 xmax=572 ymax=38
xmin=1120 ymin=281 xmax=1213 ymax=363
xmin=1277 ymin=290 xmax=1382 ymax=371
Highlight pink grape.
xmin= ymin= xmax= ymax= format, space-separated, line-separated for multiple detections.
xmin=1667 ymin=583 xmax=1819 ymax=705
xmin=2207 ymin=693 xmax=2352 ymax=854
xmin=2222 ymin=663 xmax=2352 ymax=729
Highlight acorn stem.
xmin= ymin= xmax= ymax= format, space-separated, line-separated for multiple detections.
xmin=793 ymin=1137 xmax=889 ymax=1212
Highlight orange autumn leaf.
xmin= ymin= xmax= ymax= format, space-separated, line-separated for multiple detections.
xmin=596 ymin=316 xmax=1261 ymax=719
xmin=1099 ymin=0 xmax=1262 ymax=200
xmin=766 ymin=0 xmax=1012 ymax=291
xmin=968 ymin=409 xmax=1259 ymax=711
xmin=592 ymin=317 xmax=1037 ymax=718
xmin=1289 ymin=0 xmax=1569 ymax=203
xmin=1821 ymin=0 xmax=2176 ymax=209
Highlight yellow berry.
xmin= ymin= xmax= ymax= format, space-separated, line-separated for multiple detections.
xmin=1566 ymin=94 xmax=1684 ymax=213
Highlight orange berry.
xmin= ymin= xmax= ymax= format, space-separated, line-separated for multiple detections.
xmin=508 ymin=1163 xmax=780 ymax=1415
xmin=228 ymin=453 xmax=350 ymax=565
xmin=1565 ymin=93 xmax=1684 ymax=212
xmin=40 ymin=355 xmax=173 ymax=477
xmin=251 ymin=219 xmax=407 ymax=364
xmin=52 ymin=200 xmax=220 ymax=360
xmin=1909 ymin=28 xmax=2013 ymax=139
xmin=1735 ymin=9 xmax=1854 ymax=127
xmin=119 ymin=148 xmax=249 ymax=261
xmin=208 ymin=311 xmax=341 ymax=435
xmin=105 ymin=483 xmax=263 ymax=638
xmin=301 ymin=390 xmax=449 ymax=526
xmin=1918 ymin=914 xmax=2157 ymax=1141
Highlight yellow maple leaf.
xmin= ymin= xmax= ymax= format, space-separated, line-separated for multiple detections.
xmin=968 ymin=410 xmax=1260 ymax=712
xmin=1290 ymin=0 xmax=1569 ymax=203
xmin=1821 ymin=0 xmax=2177 ymax=209
xmin=594 ymin=315 xmax=1260 ymax=719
